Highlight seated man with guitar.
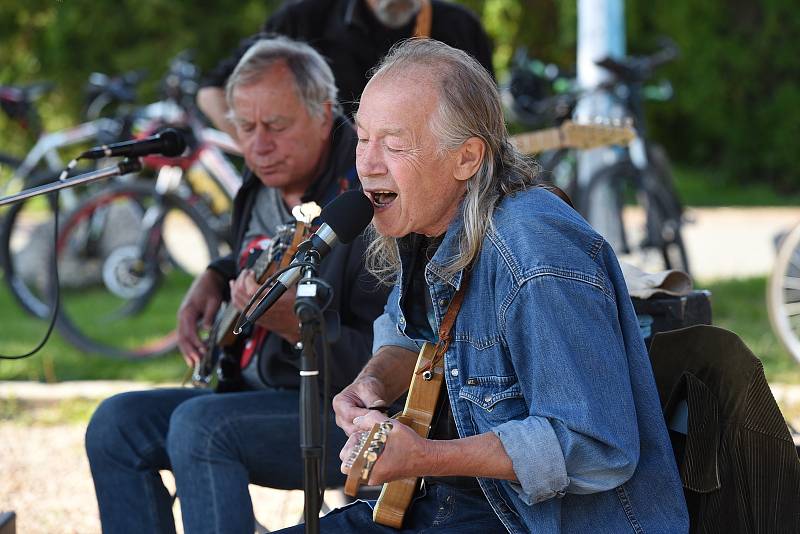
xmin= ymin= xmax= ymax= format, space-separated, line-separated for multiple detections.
xmin=276 ymin=39 xmax=689 ymax=533
xmin=85 ymin=37 xmax=388 ymax=534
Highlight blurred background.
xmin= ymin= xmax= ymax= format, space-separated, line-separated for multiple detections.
xmin=1 ymin=1 xmax=799 ymax=532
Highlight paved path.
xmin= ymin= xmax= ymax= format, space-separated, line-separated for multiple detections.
xmin=621 ymin=206 xmax=799 ymax=282
xmin=678 ymin=206 xmax=797 ymax=281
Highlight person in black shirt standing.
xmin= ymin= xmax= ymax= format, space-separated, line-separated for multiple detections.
xmin=197 ymin=0 xmax=494 ymax=139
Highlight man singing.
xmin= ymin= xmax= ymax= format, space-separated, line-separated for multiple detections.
xmin=277 ymin=39 xmax=689 ymax=533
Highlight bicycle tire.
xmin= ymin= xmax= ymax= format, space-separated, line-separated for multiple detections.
xmin=52 ymin=181 xmax=221 ymax=359
xmin=645 ymin=174 xmax=690 ymax=274
xmin=0 ymin=167 xmax=95 ymax=319
xmin=0 ymin=182 xmax=59 ymax=318
xmin=641 ymin=145 xmax=690 ymax=274
xmin=767 ymin=221 xmax=800 ymax=364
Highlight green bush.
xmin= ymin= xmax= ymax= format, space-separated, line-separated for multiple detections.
xmin=1 ymin=1 xmax=797 ymax=189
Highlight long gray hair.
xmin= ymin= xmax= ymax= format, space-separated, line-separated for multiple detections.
xmin=363 ymin=38 xmax=540 ymax=285
xmin=225 ymin=36 xmax=339 ymax=119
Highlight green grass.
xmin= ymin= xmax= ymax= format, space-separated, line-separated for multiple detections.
xmin=0 ymin=277 xmax=186 ymax=383
xmin=701 ymin=277 xmax=800 ymax=383
xmin=674 ymin=165 xmax=800 ymax=207
xmin=0 ymin=396 xmax=100 ymax=425
xmin=1 ymin=263 xmax=798 ymax=386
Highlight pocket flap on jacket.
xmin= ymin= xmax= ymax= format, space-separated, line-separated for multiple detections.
xmin=458 ymin=375 xmax=522 ymax=410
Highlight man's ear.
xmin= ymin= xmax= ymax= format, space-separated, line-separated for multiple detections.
xmin=454 ymin=137 xmax=485 ymax=182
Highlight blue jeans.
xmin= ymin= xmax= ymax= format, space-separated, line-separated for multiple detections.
xmin=275 ymin=482 xmax=506 ymax=533
xmin=85 ymin=387 xmax=347 ymax=534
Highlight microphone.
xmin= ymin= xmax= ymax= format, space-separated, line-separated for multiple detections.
xmin=79 ymin=128 xmax=186 ymax=160
xmin=241 ymin=190 xmax=374 ymax=329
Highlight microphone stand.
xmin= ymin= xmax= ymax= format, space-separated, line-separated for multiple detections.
xmin=0 ymin=158 xmax=142 ymax=207
xmin=293 ymin=248 xmax=329 ymax=534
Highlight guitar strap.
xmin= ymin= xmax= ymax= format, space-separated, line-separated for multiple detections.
xmin=417 ymin=267 xmax=471 ymax=377
xmin=413 ymin=0 xmax=432 ymax=38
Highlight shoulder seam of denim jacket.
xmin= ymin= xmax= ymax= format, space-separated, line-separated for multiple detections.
xmin=497 ymin=270 xmax=615 ymax=335
xmin=484 ymin=230 xmax=612 ymax=304
xmin=588 ymin=234 xmax=604 ymax=260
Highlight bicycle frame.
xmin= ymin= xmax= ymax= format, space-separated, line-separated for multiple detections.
xmin=5 ymin=117 xmax=123 ymax=196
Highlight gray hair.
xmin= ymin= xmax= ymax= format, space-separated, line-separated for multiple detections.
xmin=363 ymin=38 xmax=540 ymax=285
xmin=225 ymin=36 xmax=339 ymax=118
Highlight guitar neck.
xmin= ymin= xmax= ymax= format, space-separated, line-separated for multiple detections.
xmin=510 ymin=127 xmax=563 ymax=155
xmin=213 ymin=222 xmax=308 ymax=347
xmin=372 ymin=343 xmax=444 ymax=528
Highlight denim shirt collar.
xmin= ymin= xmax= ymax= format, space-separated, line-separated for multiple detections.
xmin=398 ymin=201 xmax=467 ymax=291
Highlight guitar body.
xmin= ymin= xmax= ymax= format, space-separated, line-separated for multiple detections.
xmin=192 ymin=216 xmax=313 ymax=388
xmin=344 ymin=342 xmax=445 ymax=528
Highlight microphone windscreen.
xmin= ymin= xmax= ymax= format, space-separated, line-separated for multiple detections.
xmin=319 ymin=190 xmax=374 ymax=244
xmin=159 ymin=128 xmax=187 ymax=157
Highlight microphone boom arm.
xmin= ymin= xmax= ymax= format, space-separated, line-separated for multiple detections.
xmin=0 ymin=158 xmax=143 ymax=207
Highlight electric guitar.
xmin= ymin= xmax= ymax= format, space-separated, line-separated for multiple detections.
xmin=343 ymin=342 xmax=444 ymax=528
xmin=510 ymin=118 xmax=635 ymax=155
xmin=191 ymin=202 xmax=320 ymax=388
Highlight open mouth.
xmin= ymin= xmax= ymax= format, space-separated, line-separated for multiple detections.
xmin=368 ymin=190 xmax=397 ymax=208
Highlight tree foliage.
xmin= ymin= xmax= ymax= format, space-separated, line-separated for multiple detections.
xmin=0 ymin=0 xmax=797 ymax=187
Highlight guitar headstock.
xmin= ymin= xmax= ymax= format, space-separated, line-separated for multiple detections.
xmin=344 ymin=421 xmax=393 ymax=497
xmin=291 ymin=201 xmax=322 ymax=224
xmin=559 ymin=118 xmax=636 ymax=150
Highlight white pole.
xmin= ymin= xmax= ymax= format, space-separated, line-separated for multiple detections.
xmin=575 ymin=0 xmax=626 ymax=249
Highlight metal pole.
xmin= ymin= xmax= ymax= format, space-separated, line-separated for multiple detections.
xmin=0 ymin=159 xmax=142 ymax=207
xmin=575 ymin=0 xmax=626 ymax=249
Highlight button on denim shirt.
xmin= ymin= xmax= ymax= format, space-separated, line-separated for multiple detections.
xmin=373 ymin=188 xmax=689 ymax=533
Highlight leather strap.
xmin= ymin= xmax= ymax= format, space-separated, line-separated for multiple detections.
xmin=417 ymin=268 xmax=471 ymax=375
xmin=413 ymin=0 xmax=432 ymax=38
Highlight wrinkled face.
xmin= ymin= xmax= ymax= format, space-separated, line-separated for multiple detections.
xmin=355 ymin=73 xmax=467 ymax=238
xmin=367 ymin=0 xmax=421 ymax=28
xmin=230 ymin=62 xmax=331 ymax=193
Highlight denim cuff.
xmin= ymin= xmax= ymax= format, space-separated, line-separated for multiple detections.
xmin=372 ymin=312 xmax=419 ymax=354
xmin=492 ymin=417 xmax=570 ymax=505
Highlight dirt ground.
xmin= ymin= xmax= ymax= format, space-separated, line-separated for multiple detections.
xmin=2 ymin=383 xmax=799 ymax=534
xmin=0 ymin=395 xmax=349 ymax=534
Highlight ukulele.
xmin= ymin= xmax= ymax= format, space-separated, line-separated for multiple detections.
xmin=344 ymin=342 xmax=444 ymax=528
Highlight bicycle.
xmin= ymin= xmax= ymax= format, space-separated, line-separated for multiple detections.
xmin=1 ymin=53 xmax=241 ymax=335
xmin=506 ymin=41 xmax=690 ymax=274
xmin=0 ymin=76 xmax=138 ymax=318
xmin=52 ymin=173 xmax=223 ymax=358
xmin=44 ymin=53 xmax=243 ymax=359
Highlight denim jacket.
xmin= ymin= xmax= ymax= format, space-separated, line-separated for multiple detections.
xmin=373 ymin=188 xmax=689 ymax=533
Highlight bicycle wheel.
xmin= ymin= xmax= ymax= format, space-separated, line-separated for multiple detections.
xmin=0 ymin=168 xmax=94 ymax=318
xmin=582 ymin=157 xmax=689 ymax=274
xmin=767 ymin=222 xmax=800 ymax=364
xmin=0 ymin=181 xmax=59 ymax=318
xmin=638 ymin=145 xmax=689 ymax=273
xmin=643 ymin=173 xmax=690 ymax=274
xmin=52 ymin=181 xmax=221 ymax=359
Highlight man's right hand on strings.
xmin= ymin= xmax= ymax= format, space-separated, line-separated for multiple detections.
xmin=177 ymin=269 xmax=226 ymax=367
